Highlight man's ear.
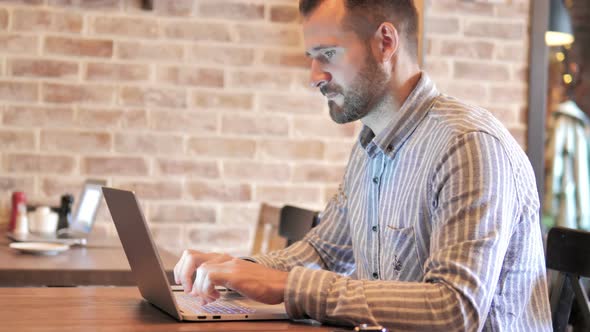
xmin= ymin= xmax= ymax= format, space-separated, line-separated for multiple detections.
xmin=373 ymin=22 xmax=399 ymax=64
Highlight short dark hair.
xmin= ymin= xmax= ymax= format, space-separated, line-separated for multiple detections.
xmin=299 ymin=0 xmax=418 ymax=58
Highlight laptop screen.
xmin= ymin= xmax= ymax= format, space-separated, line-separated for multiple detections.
xmin=71 ymin=180 xmax=106 ymax=233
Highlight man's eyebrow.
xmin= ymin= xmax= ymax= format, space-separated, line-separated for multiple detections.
xmin=305 ymin=45 xmax=338 ymax=57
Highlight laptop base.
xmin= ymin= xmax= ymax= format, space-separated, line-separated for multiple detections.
xmin=174 ymin=290 xmax=288 ymax=321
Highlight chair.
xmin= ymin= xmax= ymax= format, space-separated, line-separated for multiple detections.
xmin=251 ymin=203 xmax=319 ymax=255
xmin=278 ymin=205 xmax=320 ymax=247
xmin=546 ymin=227 xmax=590 ymax=332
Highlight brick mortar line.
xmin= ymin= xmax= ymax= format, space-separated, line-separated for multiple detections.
xmin=56 ymin=153 xmax=349 ymax=165
xmin=1 ymin=75 xmax=313 ymax=89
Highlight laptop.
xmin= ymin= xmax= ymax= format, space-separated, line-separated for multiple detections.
xmin=102 ymin=186 xmax=289 ymax=322
xmin=7 ymin=179 xmax=106 ymax=246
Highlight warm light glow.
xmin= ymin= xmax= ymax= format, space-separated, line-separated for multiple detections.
xmin=556 ymin=52 xmax=565 ymax=62
xmin=563 ymin=74 xmax=573 ymax=84
xmin=545 ymin=31 xmax=575 ymax=46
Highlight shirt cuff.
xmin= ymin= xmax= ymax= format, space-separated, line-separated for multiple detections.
xmin=284 ymin=266 xmax=339 ymax=321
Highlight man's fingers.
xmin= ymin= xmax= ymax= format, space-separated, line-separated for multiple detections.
xmin=191 ymin=259 xmax=230 ymax=301
xmin=175 ymin=250 xmax=197 ymax=288
xmin=173 ymin=251 xmax=234 ymax=297
xmin=173 ymin=250 xmax=189 ymax=285
xmin=192 ymin=263 xmax=221 ymax=304
xmin=200 ymin=275 xmax=220 ymax=304
xmin=197 ymin=270 xmax=224 ymax=305
xmin=207 ymin=271 xmax=232 ymax=291
xmin=192 ymin=262 xmax=207 ymax=297
xmin=180 ymin=253 xmax=199 ymax=293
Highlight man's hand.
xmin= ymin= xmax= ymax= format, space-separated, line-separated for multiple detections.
xmin=173 ymin=249 xmax=288 ymax=305
xmin=174 ymin=249 xmax=233 ymax=301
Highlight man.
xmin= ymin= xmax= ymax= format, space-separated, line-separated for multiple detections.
xmin=174 ymin=0 xmax=552 ymax=330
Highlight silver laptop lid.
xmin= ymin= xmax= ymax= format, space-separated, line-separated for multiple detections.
xmin=102 ymin=186 xmax=183 ymax=321
xmin=69 ymin=179 xmax=106 ymax=233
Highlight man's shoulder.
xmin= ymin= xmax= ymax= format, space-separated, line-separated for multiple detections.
xmin=427 ymin=94 xmax=504 ymax=136
xmin=426 ymin=94 xmax=538 ymax=207
xmin=421 ymin=94 xmax=526 ymax=156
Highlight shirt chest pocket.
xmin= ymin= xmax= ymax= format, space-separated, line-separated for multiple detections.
xmin=380 ymin=226 xmax=423 ymax=281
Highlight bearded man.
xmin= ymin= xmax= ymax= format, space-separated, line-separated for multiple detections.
xmin=174 ymin=1 xmax=552 ymax=330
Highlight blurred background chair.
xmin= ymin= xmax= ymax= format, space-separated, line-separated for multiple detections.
xmin=278 ymin=205 xmax=320 ymax=247
xmin=251 ymin=204 xmax=319 ymax=255
xmin=547 ymin=226 xmax=590 ymax=332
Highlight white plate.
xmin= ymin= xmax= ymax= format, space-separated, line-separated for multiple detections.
xmin=9 ymin=242 xmax=70 ymax=255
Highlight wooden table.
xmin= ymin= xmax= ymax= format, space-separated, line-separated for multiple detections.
xmin=0 ymin=237 xmax=178 ymax=286
xmin=0 ymin=287 xmax=335 ymax=331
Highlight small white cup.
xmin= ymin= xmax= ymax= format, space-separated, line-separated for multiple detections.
xmin=43 ymin=212 xmax=59 ymax=234
xmin=29 ymin=206 xmax=59 ymax=235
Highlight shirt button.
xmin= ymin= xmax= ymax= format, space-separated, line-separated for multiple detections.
xmin=372 ymin=272 xmax=379 ymax=279
xmin=372 ymin=225 xmax=377 ymax=232
xmin=372 ymin=177 xmax=379 ymax=184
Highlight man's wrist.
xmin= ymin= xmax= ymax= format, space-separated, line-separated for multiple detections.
xmin=271 ymin=270 xmax=289 ymax=304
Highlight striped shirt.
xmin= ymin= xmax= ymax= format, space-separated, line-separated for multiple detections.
xmin=251 ymin=73 xmax=552 ymax=331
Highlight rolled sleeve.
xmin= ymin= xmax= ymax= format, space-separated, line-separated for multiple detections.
xmin=284 ymin=266 xmax=339 ymax=321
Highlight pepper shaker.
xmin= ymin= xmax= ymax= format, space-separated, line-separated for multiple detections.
xmin=57 ymin=194 xmax=74 ymax=231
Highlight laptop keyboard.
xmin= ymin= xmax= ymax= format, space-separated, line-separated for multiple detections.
xmin=175 ymin=293 xmax=257 ymax=315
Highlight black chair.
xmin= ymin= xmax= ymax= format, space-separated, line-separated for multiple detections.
xmin=278 ymin=205 xmax=320 ymax=247
xmin=547 ymin=227 xmax=590 ymax=332
xmin=251 ymin=204 xmax=320 ymax=255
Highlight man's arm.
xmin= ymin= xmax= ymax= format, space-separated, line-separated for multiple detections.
xmin=175 ymin=169 xmax=355 ymax=302
xmin=282 ymin=132 xmax=537 ymax=331
xmin=175 ymin=135 xmax=362 ymax=295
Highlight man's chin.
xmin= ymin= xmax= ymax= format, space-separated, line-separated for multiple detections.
xmin=328 ymin=102 xmax=354 ymax=124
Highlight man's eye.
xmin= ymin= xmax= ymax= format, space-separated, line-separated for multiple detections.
xmin=324 ymin=50 xmax=336 ymax=59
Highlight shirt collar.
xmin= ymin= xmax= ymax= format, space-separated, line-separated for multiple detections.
xmin=358 ymin=71 xmax=439 ymax=158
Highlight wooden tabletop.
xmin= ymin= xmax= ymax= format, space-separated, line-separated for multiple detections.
xmin=0 ymin=287 xmax=336 ymax=332
xmin=0 ymin=236 xmax=178 ymax=286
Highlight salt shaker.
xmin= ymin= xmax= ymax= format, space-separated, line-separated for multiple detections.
xmin=13 ymin=203 xmax=29 ymax=235
xmin=8 ymin=191 xmax=27 ymax=232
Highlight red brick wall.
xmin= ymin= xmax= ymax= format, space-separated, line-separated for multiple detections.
xmin=425 ymin=0 xmax=530 ymax=145
xmin=0 ymin=0 xmax=531 ymax=255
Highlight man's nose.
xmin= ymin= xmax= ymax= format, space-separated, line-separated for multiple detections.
xmin=309 ymin=60 xmax=331 ymax=88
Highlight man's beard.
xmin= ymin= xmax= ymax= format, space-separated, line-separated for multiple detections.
xmin=322 ymin=54 xmax=387 ymax=124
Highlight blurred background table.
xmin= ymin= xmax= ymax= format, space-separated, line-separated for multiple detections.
xmin=0 ymin=236 xmax=178 ymax=286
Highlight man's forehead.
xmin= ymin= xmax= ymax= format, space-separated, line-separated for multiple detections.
xmin=303 ymin=34 xmax=342 ymax=54
xmin=302 ymin=0 xmax=348 ymax=50
xmin=306 ymin=0 xmax=346 ymax=18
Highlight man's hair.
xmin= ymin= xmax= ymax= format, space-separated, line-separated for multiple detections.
xmin=299 ymin=0 xmax=419 ymax=58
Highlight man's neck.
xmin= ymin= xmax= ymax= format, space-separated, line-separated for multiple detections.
xmin=361 ymin=69 xmax=422 ymax=137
